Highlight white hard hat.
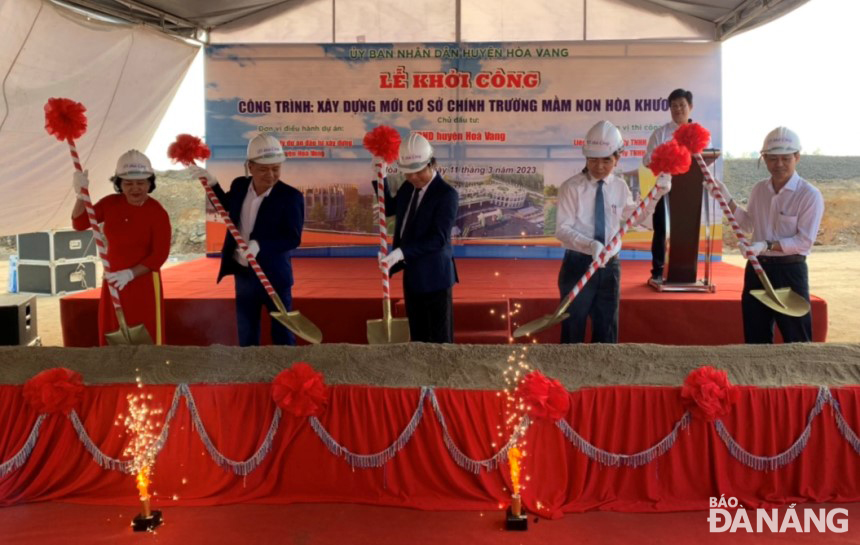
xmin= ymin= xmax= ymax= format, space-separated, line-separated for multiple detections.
xmin=397 ymin=133 xmax=434 ymax=173
xmin=582 ymin=121 xmax=624 ymax=158
xmin=761 ymin=126 xmax=801 ymax=155
xmin=247 ymin=134 xmax=285 ymax=164
xmin=114 ymin=149 xmax=153 ymax=180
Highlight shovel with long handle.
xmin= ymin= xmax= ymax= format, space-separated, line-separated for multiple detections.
xmin=367 ymin=161 xmax=410 ymax=344
xmin=67 ymin=139 xmax=153 ymax=345
xmin=514 ymin=184 xmax=664 ymax=338
xmin=197 ymin=177 xmax=322 ymax=344
xmin=692 ymin=153 xmax=810 ymax=317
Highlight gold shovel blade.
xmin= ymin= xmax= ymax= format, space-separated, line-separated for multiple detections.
xmin=105 ymin=309 xmax=153 ymax=345
xmin=105 ymin=324 xmax=153 ymax=345
xmin=271 ymin=310 xmax=323 ymax=344
xmin=513 ymin=311 xmax=570 ymax=338
xmin=751 ymin=287 xmax=811 ymax=317
xmin=367 ymin=316 xmax=411 ymax=344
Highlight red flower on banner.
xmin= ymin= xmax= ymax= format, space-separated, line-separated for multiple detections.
xmin=673 ymin=123 xmax=711 ymax=154
xmin=167 ymin=134 xmax=211 ymax=166
xmin=681 ymin=366 xmax=739 ymax=421
xmin=23 ymin=368 xmax=85 ymax=414
xmin=649 ymin=140 xmax=691 ymax=177
xmin=272 ymin=362 xmax=329 ymax=417
xmin=363 ymin=126 xmax=401 ymax=163
xmin=515 ymin=371 xmax=570 ymax=420
xmin=44 ymin=98 xmax=88 ymax=141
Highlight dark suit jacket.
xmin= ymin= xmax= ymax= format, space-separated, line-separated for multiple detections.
xmin=381 ymin=172 xmax=459 ymax=294
xmin=214 ymin=177 xmax=304 ymax=290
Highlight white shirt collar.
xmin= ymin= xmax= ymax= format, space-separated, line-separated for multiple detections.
xmin=247 ymin=180 xmax=274 ymax=199
xmin=769 ymin=171 xmax=801 ymax=194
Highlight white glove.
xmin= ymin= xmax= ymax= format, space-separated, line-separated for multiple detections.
xmin=379 ymin=248 xmax=404 ymax=270
xmin=655 ymin=173 xmax=672 ymax=195
xmin=245 ymin=240 xmax=260 ymax=259
xmin=590 ymin=240 xmax=605 ymax=263
xmin=105 ymin=268 xmax=134 ymax=291
xmin=73 ymin=170 xmax=89 ymax=200
xmin=190 ymin=166 xmax=218 ymax=187
xmin=711 ymin=178 xmax=733 ymax=203
xmin=746 ymin=241 xmax=767 ymax=257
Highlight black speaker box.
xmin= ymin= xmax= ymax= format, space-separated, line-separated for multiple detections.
xmin=0 ymin=294 xmax=38 ymax=346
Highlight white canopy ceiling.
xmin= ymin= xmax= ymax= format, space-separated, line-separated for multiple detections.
xmin=53 ymin=0 xmax=809 ymax=42
xmin=0 ymin=0 xmax=808 ymax=236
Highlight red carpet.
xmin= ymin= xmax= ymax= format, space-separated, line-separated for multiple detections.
xmin=60 ymin=257 xmax=827 ymax=346
xmin=1 ymin=502 xmax=857 ymax=545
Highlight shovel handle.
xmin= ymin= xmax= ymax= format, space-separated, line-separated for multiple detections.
xmin=560 ymin=183 xmax=664 ymax=310
xmin=373 ymin=160 xmax=392 ymax=302
xmin=67 ymin=139 xmax=124 ymax=315
xmin=198 ymin=179 xmax=279 ymax=299
xmin=691 ymin=153 xmax=767 ymax=278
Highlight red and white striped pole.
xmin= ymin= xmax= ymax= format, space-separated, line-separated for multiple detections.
xmin=68 ymin=138 xmax=124 ymax=316
xmin=373 ymin=160 xmax=392 ymax=302
xmin=561 ymin=184 xmax=663 ymax=306
xmin=691 ymin=153 xmax=767 ymax=277
xmin=197 ymin=179 xmax=280 ymax=302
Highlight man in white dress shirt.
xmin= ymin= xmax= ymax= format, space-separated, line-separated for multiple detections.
xmin=555 ymin=121 xmax=668 ymax=343
xmin=718 ymin=127 xmax=824 ymax=343
xmin=643 ymin=88 xmax=697 ymax=282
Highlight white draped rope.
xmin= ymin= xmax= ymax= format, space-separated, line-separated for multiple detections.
xmin=830 ymin=392 xmax=860 ymax=456
xmin=715 ymin=386 xmax=831 ymax=471
xmin=181 ymin=383 xmax=282 ymax=476
xmin=556 ymin=412 xmax=691 ymax=467
xmin=309 ymin=387 xmax=430 ymax=469
xmin=427 ymin=390 xmax=530 ymax=474
xmin=4 ymin=386 xmax=860 ymax=479
xmin=0 ymin=414 xmax=46 ymax=478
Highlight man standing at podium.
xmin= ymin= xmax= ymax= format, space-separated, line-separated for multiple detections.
xmin=643 ymin=88 xmax=698 ymax=282
xmin=717 ymin=127 xmax=823 ymax=343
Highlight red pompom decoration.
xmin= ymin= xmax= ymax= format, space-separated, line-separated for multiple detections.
xmin=271 ymin=362 xmax=329 ymax=417
xmin=363 ymin=126 xmax=401 ymax=163
xmin=44 ymin=98 xmax=87 ymax=142
xmin=649 ymin=140 xmax=691 ymax=176
xmin=515 ymin=371 xmax=570 ymax=421
xmin=168 ymin=134 xmax=211 ymax=166
xmin=673 ymin=123 xmax=711 ymax=154
xmin=681 ymin=366 xmax=739 ymax=421
xmin=23 ymin=368 xmax=85 ymax=414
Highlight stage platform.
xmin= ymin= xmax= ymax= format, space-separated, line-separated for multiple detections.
xmin=59 ymin=257 xmax=827 ymax=346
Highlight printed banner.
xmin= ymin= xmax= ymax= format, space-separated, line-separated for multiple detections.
xmin=204 ymin=42 xmax=723 ymax=256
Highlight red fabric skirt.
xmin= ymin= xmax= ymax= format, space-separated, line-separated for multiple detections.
xmin=1 ymin=384 xmax=858 ymax=516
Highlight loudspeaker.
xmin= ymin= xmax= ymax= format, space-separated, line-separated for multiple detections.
xmin=0 ymin=294 xmax=38 ymax=346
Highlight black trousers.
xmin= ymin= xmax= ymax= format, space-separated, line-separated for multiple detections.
xmin=650 ymin=195 xmax=667 ymax=279
xmin=233 ymin=266 xmax=295 ymax=346
xmin=557 ymin=250 xmax=620 ymax=343
xmin=741 ymin=259 xmax=812 ymax=343
xmin=404 ymin=287 xmax=454 ymax=343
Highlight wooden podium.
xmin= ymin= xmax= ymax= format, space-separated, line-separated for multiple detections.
xmin=649 ymin=150 xmax=719 ymax=292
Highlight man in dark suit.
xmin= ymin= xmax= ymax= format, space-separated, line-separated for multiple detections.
xmin=199 ymin=133 xmax=304 ymax=346
xmin=378 ymin=133 xmax=459 ymax=343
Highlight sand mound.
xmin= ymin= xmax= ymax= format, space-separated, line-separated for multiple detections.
xmin=3 ymin=343 xmax=860 ymax=388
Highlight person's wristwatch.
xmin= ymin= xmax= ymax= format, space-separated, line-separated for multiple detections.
xmin=765 ymin=240 xmax=774 ymax=251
